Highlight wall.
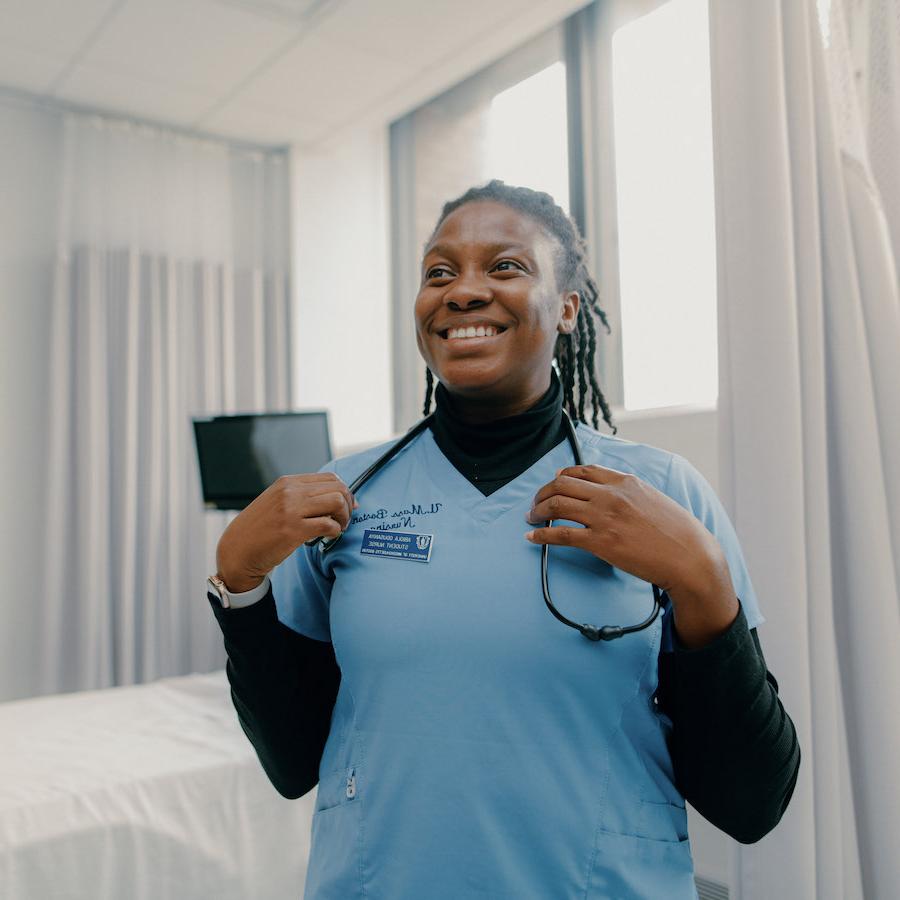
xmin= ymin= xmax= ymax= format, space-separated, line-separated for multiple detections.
xmin=0 ymin=98 xmax=60 ymax=701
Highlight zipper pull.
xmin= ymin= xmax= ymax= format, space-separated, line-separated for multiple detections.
xmin=346 ymin=766 xmax=356 ymax=799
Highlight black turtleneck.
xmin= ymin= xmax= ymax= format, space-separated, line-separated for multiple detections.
xmin=429 ymin=368 xmax=567 ymax=496
xmin=207 ymin=375 xmax=800 ymax=843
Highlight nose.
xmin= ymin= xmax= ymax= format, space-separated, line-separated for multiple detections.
xmin=441 ymin=267 xmax=492 ymax=310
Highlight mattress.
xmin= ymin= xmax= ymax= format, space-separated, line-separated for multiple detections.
xmin=0 ymin=669 xmax=317 ymax=899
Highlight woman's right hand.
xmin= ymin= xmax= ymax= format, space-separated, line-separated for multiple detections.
xmin=215 ymin=473 xmax=357 ymax=592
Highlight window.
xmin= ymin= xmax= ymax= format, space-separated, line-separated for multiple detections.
xmin=486 ymin=62 xmax=570 ymax=215
xmin=390 ymin=0 xmax=721 ymax=428
xmin=611 ymin=0 xmax=718 ymax=410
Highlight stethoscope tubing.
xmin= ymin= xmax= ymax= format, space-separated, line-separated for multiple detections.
xmin=305 ymin=409 xmax=666 ymax=641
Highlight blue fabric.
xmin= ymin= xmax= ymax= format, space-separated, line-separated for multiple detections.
xmin=270 ymin=424 xmax=762 ymax=899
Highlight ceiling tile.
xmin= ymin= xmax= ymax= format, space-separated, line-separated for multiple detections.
xmin=0 ymin=0 xmax=118 ymax=56
xmin=202 ymin=99 xmax=331 ymax=145
xmin=55 ymin=60 xmax=219 ymax=126
xmin=78 ymin=0 xmax=300 ymax=96
xmin=312 ymin=0 xmax=529 ymax=71
xmin=0 ymin=40 xmax=68 ymax=92
xmin=228 ymin=32 xmax=414 ymax=126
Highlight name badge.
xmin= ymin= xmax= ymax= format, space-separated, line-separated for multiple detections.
xmin=360 ymin=529 xmax=434 ymax=562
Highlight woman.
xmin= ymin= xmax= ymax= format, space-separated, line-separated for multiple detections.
xmin=208 ymin=181 xmax=800 ymax=899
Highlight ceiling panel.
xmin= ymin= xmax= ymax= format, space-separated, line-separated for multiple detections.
xmin=312 ymin=0 xmax=532 ymax=72
xmin=0 ymin=40 xmax=67 ymax=93
xmin=0 ymin=0 xmax=118 ymax=55
xmin=212 ymin=0 xmax=328 ymax=23
xmin=202 ymin=98 xmax=332 ymax=145
xmin=56 ymin=60 xmax=220 ymax=126
xmin=0 ymin=0 xmax=583 ymax=146
xmin=227 ymin=32 xmax=414 ymax=126
xmin=76 ymin=0 xmax=300 ymax=95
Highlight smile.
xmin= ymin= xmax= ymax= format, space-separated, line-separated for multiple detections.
xmin=439 ymin=324 xmax=507 ymax=340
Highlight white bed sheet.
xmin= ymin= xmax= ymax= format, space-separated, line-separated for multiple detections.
xmin=0 ymin=669 xmax=318 ymax=899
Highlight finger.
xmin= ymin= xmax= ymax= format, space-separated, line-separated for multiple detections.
xmin=298 ymin=491 xmax=353 ymax=530
xmin=288 ymin=472 xmax=346 ymax=484
xmin=524 ymin=523 xmax=591 ymax=548
xmin=281 ymin=473 xmax=358 ymax=510
xmin=527 ymin=494 xmax=592 ymax=525
xmin=531 ymin=474 xmax=601 ymax=509
xmin=554 ymin=464 xmax=629 ymax=485
xmin=300 ymin=480 xmax=358 ymax=511
xmin=305 ymin=515 xmax=343 ymax=540
xmin=309 ymin=473 xmax=359 ymax=510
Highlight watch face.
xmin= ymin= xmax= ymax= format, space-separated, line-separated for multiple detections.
xmin=207 ymin=576 xmax=229 ymax=606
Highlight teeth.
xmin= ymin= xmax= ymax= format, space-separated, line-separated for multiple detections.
xmin=447 ymin=325 xmax=499 ymax=339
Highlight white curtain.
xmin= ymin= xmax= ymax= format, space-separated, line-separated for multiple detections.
xmin=41 ymin=112 xmax=292 ymax=695
xmin=709 ymin=1 xmax=900 ymax=897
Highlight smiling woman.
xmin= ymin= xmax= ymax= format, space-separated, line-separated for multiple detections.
xmin=208 ymin=179 xmax=801 ymax=900
xmin=415 ymin=182 xmax=616 ymax=429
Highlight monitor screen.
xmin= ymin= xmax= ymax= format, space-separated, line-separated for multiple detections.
xmin=192 ymin=411 xmax=332 ymax=511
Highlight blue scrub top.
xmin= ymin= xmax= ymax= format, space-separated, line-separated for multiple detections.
xmin=271 ymin=422 xmax=765 ymax=900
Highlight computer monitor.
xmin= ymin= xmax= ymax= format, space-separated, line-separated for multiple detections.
xmin=192 ymin=410 xmax=332 ymax=511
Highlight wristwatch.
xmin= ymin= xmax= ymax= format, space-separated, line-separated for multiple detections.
xmin=207 ymin=574 xmax=234 ymax=609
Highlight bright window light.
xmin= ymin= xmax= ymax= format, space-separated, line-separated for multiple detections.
xmin=817 ymin=0 xmax=832 ymax=49
xmin=486 ymin=62 xmax=569 ymax=213
xmin=612 ymin=0 xmax=717 ymax=410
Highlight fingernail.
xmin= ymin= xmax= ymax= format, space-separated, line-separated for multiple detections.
xmin=524 ymin=530 xmax=535 ymax=542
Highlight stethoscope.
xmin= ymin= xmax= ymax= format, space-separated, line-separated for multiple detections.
xmin=305 ymin=410 xmax=666 ymax=641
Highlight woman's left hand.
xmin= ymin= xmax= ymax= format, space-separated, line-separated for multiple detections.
xmin=525 ymin=464 xmax=729 ymax=602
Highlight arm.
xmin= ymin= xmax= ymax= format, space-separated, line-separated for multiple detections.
xmin=654 ymin=604 xmax=801 ymax=843
xmin=208 ymin=584 xmax=340 ymax=799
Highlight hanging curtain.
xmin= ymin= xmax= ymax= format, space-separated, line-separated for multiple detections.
xmin=708 ymin=0 xmax=900 ymax=897
xmin=41 ymin=112 xmax=292 ymax=695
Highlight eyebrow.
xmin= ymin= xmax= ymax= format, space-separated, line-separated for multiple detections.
xmin=423 ymin=242 xmax=535 ymax=262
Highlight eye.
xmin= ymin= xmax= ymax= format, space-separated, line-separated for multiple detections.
xmin=425 ymin=265 xmax=452 ymax=279
xmin=494 ymin=259 xmax=525 ymax=272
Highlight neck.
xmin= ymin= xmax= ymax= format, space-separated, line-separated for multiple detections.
xmin=434 ymin=373 xmax=554 ymax=425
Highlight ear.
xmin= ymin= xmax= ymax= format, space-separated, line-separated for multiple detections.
xmin=557 ymin=290 xmax=580 ymax=334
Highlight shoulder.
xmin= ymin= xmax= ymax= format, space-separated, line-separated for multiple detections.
xmin=573 ymin=421 xmax=677 ymax=494
xmin=574 ymin=421 xmax=716 ymax=509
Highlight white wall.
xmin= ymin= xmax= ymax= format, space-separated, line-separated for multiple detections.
xmin=290 ymin=129 xmax=394 ymax=454
xmin=0 ymin=98 xmax=60 ymax=701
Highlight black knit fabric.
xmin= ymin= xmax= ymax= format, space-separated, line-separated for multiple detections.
xmin=209 ymin=371 xmax=800 ymax=842
xmin=429 ymin=368 xmax=567 ymax=495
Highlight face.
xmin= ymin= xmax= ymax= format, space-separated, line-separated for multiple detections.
xmin=414 ymin=200 xmax=579 ymax=411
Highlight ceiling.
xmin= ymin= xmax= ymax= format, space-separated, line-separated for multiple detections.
xmin=0 ymin=0 xmax=588 ymax=149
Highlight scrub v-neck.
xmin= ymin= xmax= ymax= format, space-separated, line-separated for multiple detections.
xmin=416 ymin=425 xmax=578 ymax=527
xmin=428 ymin=366 xmax=568 ymax=498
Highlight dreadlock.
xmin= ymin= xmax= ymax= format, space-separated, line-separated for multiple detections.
xmin=420 ymin=179 xmax=617 ymax=434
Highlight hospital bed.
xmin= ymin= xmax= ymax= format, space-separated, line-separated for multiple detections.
xmin=0 ymin=669 xmax=316 ymax=899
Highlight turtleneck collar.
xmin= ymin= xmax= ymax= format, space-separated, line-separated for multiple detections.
xmin=429 ymin=368 xmax=567 ymax=496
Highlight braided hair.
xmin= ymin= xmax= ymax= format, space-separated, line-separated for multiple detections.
xmin=421 ymin=179 xmax=617 ymax=435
